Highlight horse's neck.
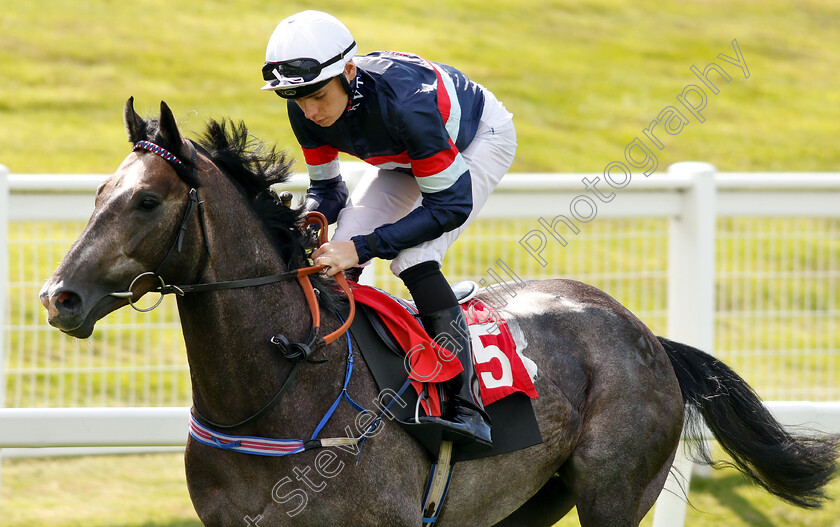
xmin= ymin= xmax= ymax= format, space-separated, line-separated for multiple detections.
xmin=176 ymin=177 xmax=336 ymax=432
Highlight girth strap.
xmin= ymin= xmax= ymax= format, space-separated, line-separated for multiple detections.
xmin=421 ymin=440 xmax=455 ymax=525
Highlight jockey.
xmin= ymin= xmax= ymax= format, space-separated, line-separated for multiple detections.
xmin=261 ymin=10 xmax=517 ymax=451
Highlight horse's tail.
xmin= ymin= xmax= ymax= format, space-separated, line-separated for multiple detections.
xmin=659 ymin=336 xmax=840 ymax=508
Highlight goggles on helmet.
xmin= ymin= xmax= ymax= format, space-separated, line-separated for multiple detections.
xmin=262 ymin=40 xmax=356 ymax=85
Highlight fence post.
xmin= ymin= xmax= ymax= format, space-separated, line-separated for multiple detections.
xmin=0 ymin=164 xmax=9 ymax=503
xmin=652 ymin=162 xmax=717 ymax=527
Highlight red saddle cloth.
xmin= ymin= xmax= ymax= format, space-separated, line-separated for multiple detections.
xmin=349 ymin=284 xmax=538 ymax=416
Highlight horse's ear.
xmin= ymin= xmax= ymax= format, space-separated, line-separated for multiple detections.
xmin=124 ymin=96 xmax=146 ymax=144
xmin=158 ymin=101 xmax=189 ymax=159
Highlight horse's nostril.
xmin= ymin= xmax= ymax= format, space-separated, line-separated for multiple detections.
xmin=56 ymin=291 xmax=81 ymax=312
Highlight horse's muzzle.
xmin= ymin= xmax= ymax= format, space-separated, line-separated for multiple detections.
xmin=41 ymin=289 xmax=81 ymax=320
xmin=40 ymin=286 xmax=87 ymax=332
xmin=39 ymin=284 xmax=125 ymax=338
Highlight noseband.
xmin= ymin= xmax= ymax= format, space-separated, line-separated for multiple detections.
xmin=110 ymin=139 xmax=356 ymax=429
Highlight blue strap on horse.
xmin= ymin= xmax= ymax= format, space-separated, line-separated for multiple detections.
xmin=353 ymin=376 xmax=414 ymax=460
xmin=309 ymin=312 xmax=369 ymax=440
xmin=310 ymin=312 xmax=413 ymax=464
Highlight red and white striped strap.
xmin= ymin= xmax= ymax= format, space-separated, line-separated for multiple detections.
xmin=189 ymin=413 xmax=360 ymax=457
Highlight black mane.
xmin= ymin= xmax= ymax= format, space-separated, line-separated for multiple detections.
xmin=137 ymin=115 xmax=325 ymax=282
xmin=195 ymin=119 xmax=314 ymax=269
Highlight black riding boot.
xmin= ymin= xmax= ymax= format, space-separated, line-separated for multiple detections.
xmin=419 ymin=306 xmax=493 ymax=452
xmin=400 ymin=261 xmax=493 ymax=452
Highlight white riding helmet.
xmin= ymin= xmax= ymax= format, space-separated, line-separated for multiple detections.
xmin=261 ymin=10 xmax=358 ymax=99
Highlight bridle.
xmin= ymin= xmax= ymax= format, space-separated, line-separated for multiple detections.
xmin=112 ymin=139 xmax=356 ymax=430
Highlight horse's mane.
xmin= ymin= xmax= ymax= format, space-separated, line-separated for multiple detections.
xmin=140 ymin=115 xmax=336 ymax=300
xmin=194 ymin=119 xmax=313 ymax=268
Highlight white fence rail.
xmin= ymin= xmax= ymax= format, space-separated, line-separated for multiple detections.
xmin=2 ymin=162 xmax=840 ymax=525
xmin=2 ymin=402 xmax=839 ymax=449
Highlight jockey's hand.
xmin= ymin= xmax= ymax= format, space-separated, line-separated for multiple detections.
xmin=312 ymin=241 xmax=359 ymax=277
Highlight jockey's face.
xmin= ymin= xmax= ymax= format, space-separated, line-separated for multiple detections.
xmin=294 ymin=62 xmax=355 ymax=128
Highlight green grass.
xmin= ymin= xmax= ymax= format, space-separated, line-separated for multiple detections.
xmin=1 ymin=0 xmax=839 ymax=174
xmin=1 ymin=454 xmax=200 ymax=527
xmin=2 ymin=452 xmax=839 ymax=527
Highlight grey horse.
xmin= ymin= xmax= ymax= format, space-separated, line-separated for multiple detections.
xmin=39 ymin=99 xmax=838 ymax=526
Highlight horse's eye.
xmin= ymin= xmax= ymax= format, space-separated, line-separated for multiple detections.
xmin=139 ymin=197 xmax=160 ymax=211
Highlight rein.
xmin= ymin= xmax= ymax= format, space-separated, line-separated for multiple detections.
xmin=113 ymin=139 xmax=356 ymax=430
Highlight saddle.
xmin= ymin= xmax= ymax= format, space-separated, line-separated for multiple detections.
xmin=340 ymin=281 xmax=543 ymax=463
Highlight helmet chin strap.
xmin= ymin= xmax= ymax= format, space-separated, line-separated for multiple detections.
xmin=340 ymin=73 xmax=356 ymax=110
